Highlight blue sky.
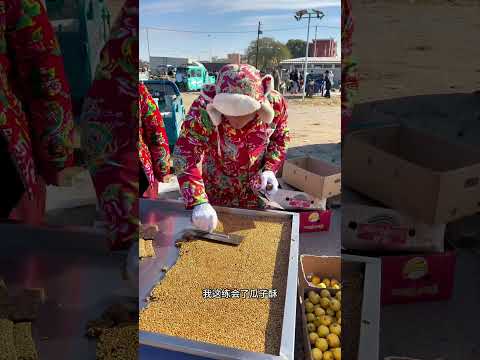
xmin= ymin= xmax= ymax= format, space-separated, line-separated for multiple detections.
xmin=139 ymin=0 xmax=341 ymax=61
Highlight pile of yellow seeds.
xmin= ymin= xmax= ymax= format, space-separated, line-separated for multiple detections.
xmin=139 ymin=214 xmax=292 ymax=355
xmin=0 ymin=319 xmax=38 ymax=360
xmin=96 ymin=325 xmax=138 ymax=360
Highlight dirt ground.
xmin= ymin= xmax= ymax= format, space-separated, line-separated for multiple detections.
xmin=351 ymin=0 xmax=480 ymax=103
xmin=182 ymin=92 xmax=341 ymax=163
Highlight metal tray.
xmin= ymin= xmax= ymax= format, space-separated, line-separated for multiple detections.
xmin=0 ymin=224 xmax=130 ymax=360
xmin=139 ymin=199 xmax=300 ymax=360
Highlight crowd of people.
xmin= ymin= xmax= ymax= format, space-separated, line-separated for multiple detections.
xmin=267 ymin=68 xmax=337 ymax=97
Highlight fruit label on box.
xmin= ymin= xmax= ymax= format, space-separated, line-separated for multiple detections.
xmin=357 ymin=223 xmax=408 ymax=245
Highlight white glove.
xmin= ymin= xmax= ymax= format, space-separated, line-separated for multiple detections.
xmin=260 ymin=170 xmax=279 ymax=196
xmin=192 ymin=202 xmax=218 ymax=233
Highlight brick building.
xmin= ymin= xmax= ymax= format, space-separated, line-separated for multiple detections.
xmin=309 ymin=39 xmax=337 ymax=57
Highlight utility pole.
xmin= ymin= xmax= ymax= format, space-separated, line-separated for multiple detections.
xmin=301 ymin=14 xmax=311 ymax=101
xmin=146 ymin=27 xmax=151 ymax=62
xmin=255 ymin=21 xmax=262 ymax=69
xmin=294 ymin=9 xmax=324 ymax=100
xmin=313 ymin=26 xmax=318 ymax=57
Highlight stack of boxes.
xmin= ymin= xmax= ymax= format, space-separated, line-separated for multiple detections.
xmin=276 ymin=156 xmax=342 ymax=233
xmin=342 ymin=125 xmax=480 ymax=304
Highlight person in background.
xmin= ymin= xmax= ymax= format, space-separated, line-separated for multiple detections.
xmin=0 ymin=0 xmax=74 ymax=224
xmin=138 ymin=83 xmax=170 ymax=198
xmin=174 ymin=64 xmax=290 ymax=232
xmin=341 ymin=0 xmax=359 ymax=138
xmin=324 ymin=70 xmax=332 ymax=98
xmin=273 ymin=68 xmax=281 ymax=92
xmin=81 ymin=0 xmax=138 ymax=250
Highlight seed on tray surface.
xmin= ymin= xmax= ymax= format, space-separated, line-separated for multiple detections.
xmin=96 ymin=325 xmax=138 ymax=360
xmin=0 ymin=319 xmax=16 ymax=360
xmin=14 ymin=322 xmax=38 ymax=360
xmin=139 ymin=214 xmax=291 ymax=355
xmin=305 ymin=288 xmax=342 ymax=358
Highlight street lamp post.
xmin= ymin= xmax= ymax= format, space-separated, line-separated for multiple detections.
xmin=294 ymin=9 xmax=324 ymax=100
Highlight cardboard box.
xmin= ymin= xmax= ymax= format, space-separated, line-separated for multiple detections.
xmin=283 ymin=157 xmax=341 ymax=199
xmin=298 ymin=255 xmax=381 ymax=360
xmin=380 ymin=244 xmax=456 ymax=305
xmin=342 ymin=189 xmax=445 ymax=252
xmin=299 ymin=210 xmax=332 ymax=233
xmin=343 ymin=125 xmax=480 ymax=224
xmin=271 ymin=189 xmax=327 ymax=211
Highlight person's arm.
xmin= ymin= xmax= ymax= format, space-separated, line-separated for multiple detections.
xmin=6 ymin=0 xmax=74 ymax=185
xmin=263 ymin=94 xmax=290 ymax=173
xmin=173 ymin=97 xmax=212 ymax=208
xmin=140 ymin=84 xmax=170 ymax=181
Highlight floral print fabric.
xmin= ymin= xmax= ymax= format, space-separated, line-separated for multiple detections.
xmin=0 ymin=0 xmax=74 ymax=196
xmin=81 ymin=0 xmax=138 ymax=250
xmin=138 ymin=82 xmax=170 ymax=186
xmin=174 ymin=87 xmax=289 ymax=209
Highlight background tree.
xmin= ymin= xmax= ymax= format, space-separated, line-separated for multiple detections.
xmin=246 ymin=37 xmax=291 ymax=71
xmin=286 ymin=39 xmax=307 ymax=59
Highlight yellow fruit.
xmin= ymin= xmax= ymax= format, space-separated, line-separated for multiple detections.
xmin=307 ymin=313 xmax=316 ymax=322
xmin=317 ymin=324 xmax=330 ymax=337
xmin=336 ymin=310 xmax=341 ymax=319
xmin=309 ymin=332 xmax=319 ymax=345
xmin=311 ymin=275 xmax=321 ymax=285
xmin=307 ymin=323 xmax=316 ymax=333
xmin=327 ymin=333 xmax=340 ymax=348
xmin=335 ymin=291 xmax=341 ymax=301
xmin=308 ymin=291 xmax=318 ymax=302
xmin=330 ymin=323 xmax=341 ymax=336
xmin=320 ymin=297 xmax=330 ymax=309
xmin=314 ymin=306 xmax=326 ymax=317
xmin=320 ymin=315 xmax=333 ymax=326
xmin=331 ymin=279 xmax=340 ymax=287
xmin=323 ymin=350 xmax=334 ymax=360
xmin=320 ymin=289 xmax=331 ymax=298
xmin=318 ymin=283 xmax=327 ymax=289
xmin=337 ymin=318 xmax=341 ymax=325
xmin=315 ymin=337 xmax=329 ymax=352
xmin=330 ymin=299 xmax=341 ymax=312
xmin=311 ymin=348 xmax=323 ymax=360
xmin=313 ymin=317 xmax=322 ymax=328
xmin=332 ymin=284 xmax=341 ymax=290
xmin=326 ymin=308 xmax=335 ymax=317
xmin=305 ymin=301 xmax=315 ymax=313
xmin=322 ymin=278 xmax=331 ymax=287
xmin=332 ymin=347 xmax=341 ymax=360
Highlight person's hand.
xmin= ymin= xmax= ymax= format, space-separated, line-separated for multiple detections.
xmin=192 ymin=203 xmax=218 ymax=233
xmin=260 ymin=170 xmax=279 ymax=196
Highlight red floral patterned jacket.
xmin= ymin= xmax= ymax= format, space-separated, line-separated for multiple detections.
xmin=174 ymin=88 xmax=290 ymax=209
xmin=138 ymin=83 xmax=170 ymax=185
xmin=0 ymin=0 xmax=73 ymax=196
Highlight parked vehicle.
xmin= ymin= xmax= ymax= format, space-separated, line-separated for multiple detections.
xmin=175 ymin=62 xmax=215 ymax=91
xmin=143 ymin=80 xmax=186 ymax=153
xmin=46 ymin=0 xmax=110 ymax=115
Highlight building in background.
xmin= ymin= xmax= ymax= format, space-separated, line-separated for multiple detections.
xmin=150 ymin=56 xmax=191 ymax=70
xmin=279 ymin=56 xmax=341 ymax=86
xmin=309 ymin=39 xmax=337 ymax=57
xmin=227 ymin=53 xmax=242 ymax=64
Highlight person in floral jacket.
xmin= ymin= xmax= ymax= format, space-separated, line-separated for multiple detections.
xmin=341 ymin=0 xmax=359 ymax=137
xmin=0 ymin=0 xmax=74 ymax=220
xmin=81 ymin=0 xmax=138 ymax=250
xmin=138 ymin=82 xmax=170 ymax=197
xmin=174 ymin=64 xmax=290 ymax=232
